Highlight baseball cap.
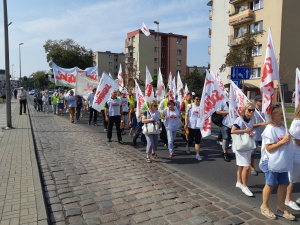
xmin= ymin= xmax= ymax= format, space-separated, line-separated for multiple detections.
xmin=254 ymin=95 xmax=262 ymax=102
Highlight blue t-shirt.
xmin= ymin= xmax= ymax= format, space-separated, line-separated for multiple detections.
xmin=66 ymin=95 xmax=77 ymax=108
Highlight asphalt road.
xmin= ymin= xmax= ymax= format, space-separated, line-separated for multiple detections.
xmin=28 ymin=95 xmax=300 ymax=223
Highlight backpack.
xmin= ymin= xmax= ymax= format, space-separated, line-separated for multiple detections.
xmin=211 ymin=112 xmax=224 ymax=127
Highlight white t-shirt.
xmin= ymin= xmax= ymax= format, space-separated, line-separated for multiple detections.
xmin=289 ymin=119 xmax=300 ymax=163
xmin=106 ymin=97 xmax=122 ymax=116
xmin=121 ymin=97 xmax=129 ymax=112
xmin=186 ymin=103 xmax=201 ymax=129
xmin=260 ymin=124 xmax=293 ymax=172
xmin=217 ymin=103 xmax=232 ymax=128
xmin=163 ymin=108 xmax=181 ymax=131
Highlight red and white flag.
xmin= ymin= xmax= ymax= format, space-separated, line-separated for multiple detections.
xmin=77 ymin=67 xmax=99 ymax=82
xmin=211 ymin=70 xmax=228 ymax=96
xmin=167 ymin=72 xmax=175 ymax=100
xmin=52 ymin=62 xmax=77 ymax=88
xmin=260 ymin=28 xmax=279 ymax=115
xmin=145 ymin=66 xmax=155 ymax=102
xmin=156 ymin=68 xmax=165 ymax=101
xmin=75 ymin=71 xmax=99 ymax=98
xmin=177 ymin=71 xmax=184 ymax=104
xmin=141 ymin=22 xmax=150 ymax=36
xmin=92 ymin=72 xmax=118 ymax=112
xmin=199 ymin=70 xmax=229 ymax=127
xmin=117 ymin=64 xmax=124 ymax=92
xmin=183 ymin=84 xmax=189 ymax=100
xmin=135 ymin=80 xmax=147 ymax=121
xmin=295 ymin=68 xmax=300 ymax=109
xmin=172 ymin=76 xmax=176 ymax=97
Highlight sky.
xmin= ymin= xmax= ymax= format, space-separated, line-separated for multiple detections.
xmin=0 ymin=0 xmax=211 ymax=79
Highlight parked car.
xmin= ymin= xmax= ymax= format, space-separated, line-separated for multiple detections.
xmin=29 ymin=90 xmax=36 ymax=95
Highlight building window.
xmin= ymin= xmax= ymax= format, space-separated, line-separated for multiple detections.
xmin=234 ymin=27 xmax=244 ymax=38
xmin=154 ymin=47 xmax=158 ymax=52
xmin=251 ymin=68 xmax=261 ymax=78
xmin=249 ymin=0 xmax=264 ymax=10
xmin=161 ymin=42 xmax=165 ymax=47
xmin=133 ymin=47 xmax=135 ymax=53
xmin=154 ymin=58 xmax=158 ymax=62
xmin=248 ymin=21 xmax=263 ymax=33
xmin=252 ymin=45 xmax=262 ymax=56
xmin=114 ymin=58 xmax=118 ymax=62
xmin=109 ymin=62 xmax=113 ymax=66
xmin=177 ymin=60 xmax=181 ymax=66
xmin=154 ymin=36 xmax=158 ymax=41
xmin=115 ymin=66 xmax=118 ymax=69
xmin=109 ymin=54 xmax=112 ymax=58
xmin=161 ymin=63 xmax=165 ymax=68
xmin=132 ymin=36 xmax=135 ymax=42
xmin=235 ymin=5 xmax=245 ymax=13
xmin=177 ymin=49 xmax=182 ymax=55
xmin=177 ymin=39 xmax=182 ymax=45
xmin=154 ymin=69 xmax=158 ymax=74
xmin=161 ymin=52 xmax=165 ymax=58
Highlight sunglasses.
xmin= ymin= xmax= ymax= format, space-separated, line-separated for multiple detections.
xmin=247 ymin=109 xmax=255 ymax=112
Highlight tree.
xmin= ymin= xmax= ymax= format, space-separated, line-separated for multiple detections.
xmin=43 ymin=39 xmax=93 ymax=69
xmin=182 ymin=70 xmax=205 ymax=95
xmin=29 ymin=71 xmax=51 ymax=89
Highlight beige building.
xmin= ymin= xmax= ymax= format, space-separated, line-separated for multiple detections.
xmin=125 ymin=29 xmax=187 ymax=89
xmin=93 ymin=51 xmax=125 ymax=79
xmin=209 ymin=0 xmax=300 ymax=100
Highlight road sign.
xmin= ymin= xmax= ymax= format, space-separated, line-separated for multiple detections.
xmin=230 ymin=67 xmax=251 ymax=80
xmin=231 ymin=79 xmax=241 ymax=88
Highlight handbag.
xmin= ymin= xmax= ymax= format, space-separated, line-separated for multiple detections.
xmin=231 ymin=133 xmax=256 ymax=151
xmin=142 ymin=122 xmax=159 ymax=135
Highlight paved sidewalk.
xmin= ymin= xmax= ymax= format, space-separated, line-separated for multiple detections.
xmin=28 ymin=103 xmax=291 ymax=224
xmin=0 ymin=100 xmax=48 ymax=225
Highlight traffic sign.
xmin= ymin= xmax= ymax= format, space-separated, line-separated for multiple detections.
xmin=231 ymin=67 xmax=251 ymax=80
xmin=231 ymin=79 xmax=241 ymax=88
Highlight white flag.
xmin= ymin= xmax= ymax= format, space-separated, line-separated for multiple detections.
xmin=135 ymin=80 xmax=147 ymax=121
xmin=145 ymin=66 xmax=155 ymax=102
xmin=177 ymin=71 xmax=184 ymax=104
xmin=183 ymin=84 xmax=189 ymax=100
xmin=296 ymin=68 xmax=300 ymax=109
xmin=141 ymin=22 xmax=150 ymax=36
xmin=117 ymin=64 xmax=124 ymax=91
xmin=75 ymin=71 xmax=99 ymax=99
xmin=156 ymin=68 xmax=165 ymax=101
xmin=92 ymin=73 xmax=118 ymax=112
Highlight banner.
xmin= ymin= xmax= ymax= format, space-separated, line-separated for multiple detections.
xmin=145 ymin=66 xmax=155 ymax=102
xmin=135 ymin=80 xmax=147 ymax=121
xmin=92 ymin=73 xmax=118 ymax=112
xmin=52 ymin=62 xmax=77 ymax=87
xmin=156 ymin=68 xmax=165 ymax=101
xmin=75 ymin=71 xmax=99 ymax=98
xmin=211 ymin=70 xmax=228 ymax=96
xmin=295 ymin=68 xmax=300 ymax=109
xmin=117 ymin=64 xmax=124 ymax=91
xmin=177 ymin=71 xmax=184 ymax=104
xmin=78 ymin=67 xmax=99 ymax=82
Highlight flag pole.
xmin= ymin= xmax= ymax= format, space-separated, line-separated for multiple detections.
xmin=277 ymin=80 xmax=288 ymax=133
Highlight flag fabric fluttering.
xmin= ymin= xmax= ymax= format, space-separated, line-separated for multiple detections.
xmin=75 ymin=71 xmax=99 ymax=99
xmin=156 ymin=68 xmax=165 ymax=101
xmin=183 ymin=84 xmax=189 ymax=100
xmin=177 ymin=71 xmax=184 ymax=104
xmin=145 ymin=66 xmax=155 ymax=102
xmin=260 ymin=28 xmax=279 ymax=115
xmin=295 ymin=68 xmax=300 ymax=109
xmin=92 ymin=73 xmax=118 ymax=112
xmin=211 ymin=70 xmax=228 ymax=96
xmin=52 ymin=62 xmax=77 ymax=87
xmin=141 ymin=22 xmax=150 ymax=36
xmin=135 ymin=80 xmax=147 ymax=121
xmin=167 ymin=72 xmax=175 ymax=100
xmin=117 ymin=64 xmax=124 ymax=92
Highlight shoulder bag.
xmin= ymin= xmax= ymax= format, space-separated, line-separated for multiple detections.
xmin=231 ymin=133 xmax=256 ymax=151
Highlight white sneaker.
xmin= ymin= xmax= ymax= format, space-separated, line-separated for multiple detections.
xmin=242 ymin=186 xmax=254 ymax=197
xmin=186 ymin=146 xmax=190 ymax=155
xmin=296 ymin=198 xmax=300 ymax=204
xmin=236 ymin=182 xmax=242 ymax=190
xmin=285 ymin=201 xmax=300 ymax=211
xmin=195 ymin=154 xmax=202 ymax=161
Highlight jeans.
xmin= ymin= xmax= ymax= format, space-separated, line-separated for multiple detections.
xmin=43 ymin=102 xmax=50 ymax=113
xmin=133 ymin=121 xmax=146 ymax=145
xmin=167 ymin=130 xmax=177 ymax=153
xmin=76 ymin=106 xmax=82 ymax=120
xmin=52 ymin=103 xmax=57 ymax=113
xmin=145 ymin=134 xmax=159 ymax=154
xmin=37 ymin=100 xmax=43 ymax=112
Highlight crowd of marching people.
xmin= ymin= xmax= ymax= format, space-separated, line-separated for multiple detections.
xmin=23 ymin=85 xmax=299 ymax=221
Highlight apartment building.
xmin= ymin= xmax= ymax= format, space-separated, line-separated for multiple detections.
xmin=125 ymin=29 xmax=187 ymax=89
xmin=208 ymin=0 xmax=300 ymax=99
xmin=93 ymin=51 xmax=125 ymax=79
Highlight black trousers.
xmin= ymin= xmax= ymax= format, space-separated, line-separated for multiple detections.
xmin=101 ymin=110 xmax=108 ymax=129
xmin=19 ymin=99 xmax=27 ymax=114
xmin=89 ymin=107 xmax=98 ymax=123
xmin=76 ymin=106 xmax=82 ymax=120
xmin=107 ymin=115 xmax=122 ymax=141
xmin=160 ymin=122 xmax=168 ymax=145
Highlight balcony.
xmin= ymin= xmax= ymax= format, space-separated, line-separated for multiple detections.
xmin=209 ymin=10 xmax=212 ymax=20
xmin=229 ymin=0 xmax=245 ymax=4
xmin=208 ymin=28 xmax=211 ymax=38
xmin=208 ymin=46 xmax=211 ymax=55
xmin=229 ymin=9 xmax=254 ymax=26
xmin=125 ymin=40 xmax=133 ymax=48
xmin=125 ymin=52 xmax=133 ymax=58
xmin=228 ymin=35 xmax=243 ymax=46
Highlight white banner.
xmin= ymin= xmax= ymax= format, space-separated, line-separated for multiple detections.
xmin=229 ymin=80 xmax=247 ymax=125
xmin=135 ymin=80 xmax=147 ymax=121
xmin=92 ymin=73 xmax=118 ymax=112
xmin=295 ymin=68 xmax=300 ymax=109
xmin=52 ymin=62 xmax=77 ymax=87
xmin=75 ymin=71 xmax=99 ymax=98
xmin=177 ymin=71 xmax=184 ymax=104
xmin=156 ymin=68 xmax=165 ymax=101
xmin=78 ymin=67 xmax=99 ymax=82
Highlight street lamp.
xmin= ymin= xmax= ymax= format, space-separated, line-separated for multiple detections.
xmin=153 ymin=20 xmax=159 ymax=75
xmin=19 ymin=42 xmax=24 ymax=83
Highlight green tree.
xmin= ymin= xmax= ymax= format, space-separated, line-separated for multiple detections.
xmin=29 ymin=71 xmax=51 ymax=89
xmin=43 ymin=39 xmax=93 ymax=69
xmin=182 ymin=71 xmax=205 ymax=95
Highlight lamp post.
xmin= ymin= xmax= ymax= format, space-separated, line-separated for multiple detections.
xmin=19 ymin=42 xmax=24 ymax=85
xmin=153 ymin=20 xmax=159 ymax=75
xmin=3 ymin=0 xmax=12 ymax=128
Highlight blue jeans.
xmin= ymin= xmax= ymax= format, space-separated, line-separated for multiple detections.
xmin=133 ymin=121 xmax=146 ymax=145
xmin=167 ymin=130 xmax=177 ymax=153
xmin=145 ymin=134 xmax=159 ymax=154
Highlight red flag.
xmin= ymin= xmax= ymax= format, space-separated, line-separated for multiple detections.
xmin=260 ymin=28 xmax=279 ymax=115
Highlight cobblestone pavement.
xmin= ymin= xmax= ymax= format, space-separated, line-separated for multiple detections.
xmin=29 ymin=103 xmax=289 ymax=225
xmin=0 ymin=100 xmax=47 ymax=225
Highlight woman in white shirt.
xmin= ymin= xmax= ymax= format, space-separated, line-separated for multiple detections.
xmin=231 ymin=102 xmax=256 ymax=197
xmin=259 ymin=105 xmax=295 ymax=221
xmin=162 ymin=100 xmax=181 ymax=158
xmin=285 ymin=105 xmax=300 ymax=211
